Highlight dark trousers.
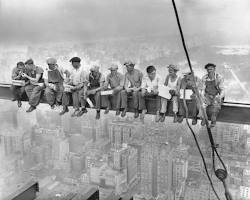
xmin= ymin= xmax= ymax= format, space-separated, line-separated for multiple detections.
xmin=178 ymin=98 xmax=199 ymax=119
xmin=120 ymin=90 xmax=139 ymax=110
xmin=62 ymin=88 xmax=84 ymax=109
xmin=103 ymin=90 xmax=122 ymax=110
xmin=25 ymin=84 xmax=44 ymax=107
xmin=10 ymin=85 xmax=25 ymax=100
xmin=44 ymin=84 xmax=64 ymax=106
xmin=138 ymin=91 xmax=160 ymax=111
xmin=85 ymin=90 xmax=102 ymax=110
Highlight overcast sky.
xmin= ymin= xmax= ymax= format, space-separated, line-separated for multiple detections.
xmin=0 ymin=0 xmax=250 ymax=44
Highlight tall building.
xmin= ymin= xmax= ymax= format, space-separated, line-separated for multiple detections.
xmin=126 ymin=147 xmax=138 ymax=186
xmin=172 ymin=158 xmax=188 ymax=189
xmin=157 ymin=144 xmax=172 ymax=194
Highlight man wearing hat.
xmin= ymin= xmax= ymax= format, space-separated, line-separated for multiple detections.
xmin=120 ymin=61 xmax=143 ymax=118
xmin=44 ymin=58 xmax=65 ymax=109
xmin=103 ymin=64 xmax=125 ymax=115
xmin=159 ymin=64 xmax=181 ymax=122
xmin=22 ymin=59 xmax=45 ymax=112
xmin=139 ymin=65 xmax=161 ymax=121
xmin=201 ymin=63 xmax=225 ymax=127
xmin=59 ymin=57 xmax=88 ymax=117
xmin=10 ymin=61 xmax=29 ymax=107
xmin=81 ymin=65 xmax=105 ymax=119
xmin=177 ymin=72 xmax=202 ymax=125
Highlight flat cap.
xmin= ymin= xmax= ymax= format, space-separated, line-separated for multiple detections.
xmin=69 ymin=57 xmax=81 ymax=63
xmin=46 ymin=57 xmax=57 ymax=65
xmin=90 ymin=65 xmax=100 ymax=72
xmin=17 ymin=62 xmax=25 ymax=67
xmin=167 ymin=64 xmax=179 ymax=71
xmin=124 ymin=61 xmax=135 ymax=67
xmin=204 ymin=63 xmax=216 ymax=69
xmin=108 ymin=64 xmax=118 ymax=70
xmin=25 ymin=59 xmax=34 ymax=65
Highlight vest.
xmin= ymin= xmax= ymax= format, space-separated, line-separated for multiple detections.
xmin=89 ymin=72 xmax=101 ymax=89
xmin=48 ymin=68 xmax=64 ymax=83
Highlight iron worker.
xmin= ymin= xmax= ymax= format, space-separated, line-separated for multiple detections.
xmin=10 ymin=62 xmax=28 ymax=107
xmin=44 ymin=58 xmax=65 ymax=109
xmin=22 ymin=59 xmax=45 ymax=112
xmin=159 ymin=64 xmax=181 ymax=122
xmin=59 ymin=57 xmax=88 ymax=116
xmin=201 ymin=63 xmax=225 ymax=127
xmin=177 ymin=72 xmax=202 ymax=125
xmin=103 ymin=64 xmax=125 ymax=115
xmin=139 ymin=65 xmax=161 ymax=121
xmin=82 ymin=65 xmax=105 ymax=119
xmin=120 ymin=61 xmax=143 ymax=118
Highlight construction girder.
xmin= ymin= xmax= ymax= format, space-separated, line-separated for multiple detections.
xmin=0 ymin=83 xmax=249 ymax=125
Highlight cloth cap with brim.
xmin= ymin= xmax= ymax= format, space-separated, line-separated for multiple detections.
xmin=204 ymin=63 xmax=216 ymax=69
xmin=167 ymin=64 xmax=179 ymax=71
xmin=124 ymin=61 xmax=135 ymax=67
xmin=25 ymin=59 xmax=34 ymax=65
xmin=46 ymin=58 xmax=57 ymax=65
xmin=90 ymin=65 xmax=100 ymax=72
xmin=69 ymin=57 xmax=81 ymax=63
xmin=108 ymin=64 xmax=118 ymax=70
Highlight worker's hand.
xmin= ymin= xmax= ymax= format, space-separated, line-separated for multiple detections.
xmin=112 ymin=88 xmax=120 ymax=95
xmin=169 ymin=90 xmax=176 ymax=96
xmin=133 ymin=87 xmax=140 ymax=92
xmin=38 ymin=83 xmax=45 ymax=87
xmin=152 ymin=89 xmax=158 ymax=95
xmin=21 ymin=73 xmax=28 ymax=78
xmin=126 ymin=88 xmax=133 ymax=93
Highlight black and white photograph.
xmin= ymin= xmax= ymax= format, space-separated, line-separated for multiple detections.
xmin=0 ymin=0 xmax=250 ymax=199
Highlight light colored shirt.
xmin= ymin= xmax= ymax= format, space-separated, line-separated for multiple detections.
xmin=164 ymin=75 xmax=181 ymax=91
xmin=124 ymin=69 xmax=143 ymax=89
xmin=141 ymin=74 xmax=162 ymax=92
xmin=69 ymin=66 xmax=88 ymax=86
xmin=105 ymin=72 xmax=124 ymax=89
xmin=201 ymin=73 xmax=225 ymax=97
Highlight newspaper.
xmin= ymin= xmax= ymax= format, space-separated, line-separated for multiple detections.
xmin=101 ymin=90 xmax=113 ymax=96
xmin=158 ymin=84 xmax=171 ymax=99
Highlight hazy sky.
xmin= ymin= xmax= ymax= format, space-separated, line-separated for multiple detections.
xmin=0 ymin=0 xmax=250 ymax=44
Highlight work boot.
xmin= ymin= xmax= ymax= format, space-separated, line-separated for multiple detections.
xmin=71 ymin=109 xmax=79 ymax=117
xmin=155 ymin=111 xmax=161 ymax=123
xmin=134 ymin=110 xmax=139 ymax=118
xmin=77 ymin=108 xmax=87 ymax=117
xmin=121 ymin=108 xmax=127 ymax=117
xmin=96 ymin=110 xmax=101 ymax=120
xmin=51 ymin=104 xmax=55 ymax=109
xmin=173 ymin=114 xmax=178 ymax=123
xmin=104 ymin=107 xmax=110 ymax=114
xmin=201 ymin=118 xmax=206 ymax=126
xmin=140 ymin=110 xmax=147 ymax=120
xmin=59 ymin=106 xmax=69 ymax=115
xmin=177 ymin=116 xmax=184 ymax=123
xmin=116 ymin=110 xmax=121 ymax=116
xmin=192 ymin=118 xmax=197 ymax=125
xmin=26 ymin=106 xmax=36 ymax=113
xmin=160 ymin=114 xmax=165 ymax=122
xmin=17 ymin=100 xmax=22 ymax=108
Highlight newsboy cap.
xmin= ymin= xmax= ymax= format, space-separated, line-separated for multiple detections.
xmin=69 ymin=57 xmax=81 ymax=63
xmin=25 ymin=59 xmax=34 ymax=65
xmin=167 ymin=64 xmax=179 ymax=71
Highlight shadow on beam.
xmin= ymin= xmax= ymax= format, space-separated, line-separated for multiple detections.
xmin=0 ymin=83 xmax=249 ymax=125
